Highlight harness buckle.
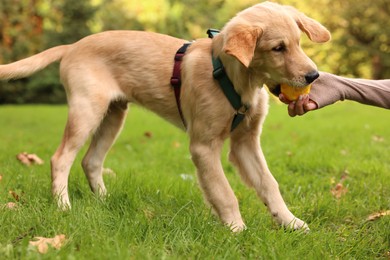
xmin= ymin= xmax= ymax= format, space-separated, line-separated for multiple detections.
xmin=207 ymin=28 xmax=221 ymax=38
xmin=213 ymin=66 xmax=225 ymax=79
xmin=174 ymin=53 xmax=185 ymax=61
xmin=237 ymin=104 xmax=249 ymax=115
xmin=170 ymin=77 xmax=181 ymax=86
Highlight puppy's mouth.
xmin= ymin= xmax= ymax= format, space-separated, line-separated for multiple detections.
xmin=266 ymin=81 xmax=308 ymax=97
xmin=267 ymin=83 xmax=281 ymax=97
xmin=263 ymin=78 xmax=286 ymax=97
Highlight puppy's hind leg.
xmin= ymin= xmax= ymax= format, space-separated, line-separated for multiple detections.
xmin=51 ymin=95 xmax=111 ymax=209
xmin=82 ymin=100 xmax=128 ymax=197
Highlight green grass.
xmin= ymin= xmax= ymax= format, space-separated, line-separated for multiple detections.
xmin=0 ymin=101 xmax=389 ymax=259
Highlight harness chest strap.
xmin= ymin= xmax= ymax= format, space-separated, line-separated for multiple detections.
xmin=170 ymin=42 xmax=192 ymax=128
xmin=170 ymin=29 xmax=247 ymax=132
xmin=207 ymin=29 xmax=248 ymax=132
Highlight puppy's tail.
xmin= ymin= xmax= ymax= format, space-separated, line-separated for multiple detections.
xmin=0 ymin=45 xmax=70 ymax=80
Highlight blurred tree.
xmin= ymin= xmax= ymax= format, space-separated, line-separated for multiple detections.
xmin=93 ymin=0 xmax=257 ymax=39
xmin=334 ymin=0 xmax=390 ymax=79
xmin=0 ymin=0 xmax=43 ymax=63
xmin=289 ymin=0 xmax=390 ymax=79
xmin=0 ymin=0 xmax=97 ymax=103
xmin=0 ymin=0 xmax=44 ymax=103
xmin=43 ymin=0 xmax=97 ymax=46
xmin=1 ymin=0 xmax=389 ymax=103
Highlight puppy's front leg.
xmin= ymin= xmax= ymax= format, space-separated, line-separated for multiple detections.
xmin=229 ymin=133 xmax=308 ymax=231
xmin=189 ymin=138 xmax=245 ymax=232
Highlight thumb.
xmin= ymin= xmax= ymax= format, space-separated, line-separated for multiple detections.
xmin=304 ymin=100 xmax=318 ymax=111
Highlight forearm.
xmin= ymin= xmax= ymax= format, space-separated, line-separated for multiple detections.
xmin=311 ymin=72 xmax=390 ymax=109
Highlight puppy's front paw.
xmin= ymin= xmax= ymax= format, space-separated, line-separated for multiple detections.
xmin=226 ymin=219 xmax=247 ymax=233
xmin=285 ymin=217 xmax=310 ymax=232
xmin=57 ymin=200 xmax=71 ymax=211
xmin=230 ymin=222 xmax=247 ymax=233
xmin=53 ymin=194 xmax=71 ymax=211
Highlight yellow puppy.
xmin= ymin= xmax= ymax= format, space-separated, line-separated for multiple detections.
xmin=0 ymin=2 xmax=330 ymax=231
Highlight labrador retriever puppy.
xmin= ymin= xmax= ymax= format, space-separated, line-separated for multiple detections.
xmin=0 ymin=2 xmax=330 ymax=231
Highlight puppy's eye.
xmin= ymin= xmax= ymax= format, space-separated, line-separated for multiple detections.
xmin=272 ymin=45 xmax=285 ymax=52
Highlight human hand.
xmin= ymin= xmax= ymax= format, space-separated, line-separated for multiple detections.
xmin=279 ymin=94 xmax=318 ymax=117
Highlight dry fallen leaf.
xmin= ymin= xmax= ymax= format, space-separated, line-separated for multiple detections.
xmin=331 ymin=173 xmax=349 ymax=199
xmin=144 ymin=131 xmax=153 ymax=138
xmin=372 ymin=135 xmax=385 ymax=143
xmin=9 ymin=190 xmax=22 ymax=201
xmin=340 ymin=149 xmax=348 ymax=156
xmin=29 ymin=234 xmax=67 ymax=254
xmin=341 ymin=169 xmax=349 ymax=180
xmin=16 ymin=153 xmax=31 ymax=165
xmin=16 ymin=152 xmax=44 ymax=166
xmin=172 ymin=141 xmax=181 ymax=148
xmin=367 ymin=210 xmax=390 ymax=221
xmin=4 ymin=202 xmax=18 ymax=210
xmin=331 ymin=183 xmax=348 ymax=199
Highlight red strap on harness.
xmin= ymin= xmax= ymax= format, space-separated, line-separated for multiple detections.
xmin=171 ymin=43 xmax=192 ymax=128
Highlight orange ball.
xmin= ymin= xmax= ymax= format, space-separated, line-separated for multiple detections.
xmin=280 ymin=83 xmax=312 ymax=101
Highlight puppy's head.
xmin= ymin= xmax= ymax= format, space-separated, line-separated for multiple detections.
xmin=219 ymin=1 xmax=331 ymax=93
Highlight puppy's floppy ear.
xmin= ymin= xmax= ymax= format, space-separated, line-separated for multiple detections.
xmin=284 ymin=6 xmax=331 ymax=43
xmin=223 ymin=25 xmax=263 ymax=68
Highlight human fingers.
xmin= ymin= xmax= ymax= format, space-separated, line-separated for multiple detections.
xmin=303 ymin=100 xmax=318 ymax=112
xmin=294 ymin=95 xmax=308 ymax=116
xmin=285 ymin=94 xmax=316 ymax=117
xmin=279 ymin=93 xmax=290 ymax=104
xmin=288 ymin=102 xmax=297 ymax=117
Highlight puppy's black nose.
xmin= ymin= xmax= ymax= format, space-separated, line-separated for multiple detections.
xmin=305 ymin=71 xmax=320 ymax=84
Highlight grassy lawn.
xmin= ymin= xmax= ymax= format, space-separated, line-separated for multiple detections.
xmin=0 ymin=101 xmax=389 ymax=259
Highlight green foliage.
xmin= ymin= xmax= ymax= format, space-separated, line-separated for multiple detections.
xmin=93 ymin=0 xmax=256 ymax=39
xmin=43 ymin=0 xmax=97 ymax=46
xmin=0 ymin=0 xmax=390 ymax=103
xmin=0 ymin=0 xmax=96 ymax=104
xmin=0 ymin=103 xmax=389 ymax=258
xmin=320 ymin=0 xmax=390 ymax=79
xmin=0 ymin=0 xmax=44 ymax=62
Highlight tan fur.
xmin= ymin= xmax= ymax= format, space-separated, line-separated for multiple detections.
xmin=0 ymin=2 xmax=330 ymax=231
